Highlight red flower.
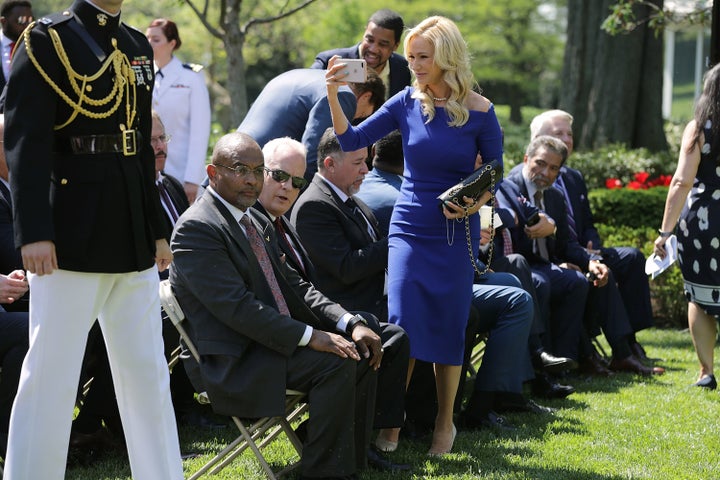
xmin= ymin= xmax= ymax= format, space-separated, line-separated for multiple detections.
xmin=634 ymin=171 xmax=650 ymax=183
xmin=627 ymin=180 xmax=647 ymax=190
xmin=605 ymin=178 xmax=623 ymax=189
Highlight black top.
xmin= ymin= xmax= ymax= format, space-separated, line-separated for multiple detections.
xmin=4 ymin=0 xmax=164 ymax=273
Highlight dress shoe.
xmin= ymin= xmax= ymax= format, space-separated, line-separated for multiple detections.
xmin=428 ymin=424 xmax=456 ymax=456
xmin=609 ymin=355 xmax=665 ymax=376
xmin=692 ymin=374 xmax=717 ymax=390
xmin=578 ymin=353 xmax=614 ymax=377
xmin=178 ymin=410 xmax=228 ymax=429
xmin=531 ymin=373 xmax=575 ymax=399
xmin=495 ymin=396 xmax=557 ymax=414
xmin=460 ymin=410 xmax=516 ymax=431
xmin=532 ymin=350 xmax=579 ymax=374
xmin=629 ymin=340 xmax=649 ymax=362
xmin=374 ymin=436 xmax=398 ymax=453
xmin=367 ymin=447 xmax=411 ymax=472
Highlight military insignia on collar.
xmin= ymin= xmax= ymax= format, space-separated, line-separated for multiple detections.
xmin=97 ymin=13 xmax=108 ymax=26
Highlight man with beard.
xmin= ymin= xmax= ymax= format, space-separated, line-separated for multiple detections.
xmin=311 ymin=9 xmax=410 ymax=100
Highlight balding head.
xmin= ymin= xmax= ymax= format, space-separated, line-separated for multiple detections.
xmin=207 ymin=132 xmax=265 ymax=211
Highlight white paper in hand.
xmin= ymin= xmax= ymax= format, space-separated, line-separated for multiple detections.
xmin=645 ymin=234 xmax=678 ymax=279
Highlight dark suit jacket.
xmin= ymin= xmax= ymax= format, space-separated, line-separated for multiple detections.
xmin=158 ymin=172 xmax=190 ymax=241
xmin=507 ymin=165 xmax=590 ymax=268
xmin=310 ymin=44 xmax=411 ymax=98
xmin=5 ymin=1 xmax=165 ymax=273
xmin=170 ymin=192 xmax=348 ymax=418
xmin=558 ymin=167 xmax=603 ymax=248
xmin=254 ymin=201 xmax=319 ymax=285
xmin=0 ymin=183 xmax=21 ymax=274
xmin=291 ymin=174 xmax=388 ymax=319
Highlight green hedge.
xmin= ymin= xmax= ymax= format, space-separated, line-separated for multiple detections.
xmin=590 ymin=187 xmax=687 ymax=328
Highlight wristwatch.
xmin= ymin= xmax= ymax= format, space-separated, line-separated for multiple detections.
xmin=346 ymin=314 xmax=368 ymax=334
xmin=658 ymin=229 xmax=672 ymax=238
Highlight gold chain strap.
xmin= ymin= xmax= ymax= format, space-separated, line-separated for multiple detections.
xmin=463 ymin=169 xmax=496 ymax=277
xmin=23 ymin=22 xmax=137 ymax=131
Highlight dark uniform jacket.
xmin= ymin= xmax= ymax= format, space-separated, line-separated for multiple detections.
xmin=4 ymin=0 xmax=164 ymax=273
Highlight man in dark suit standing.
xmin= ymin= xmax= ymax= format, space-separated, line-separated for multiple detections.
xmin=531 ymin=109 xmax=657 ymax=361
xmin=310 ymin=9 xmax=410 ymax=99
xmin=3 ymin=1 xmax=183 ymax=478
xmin=256 ymin=137 xmax=409 ymax=471
xmin=0 ymin=0 xmax=33 ymax=93
xmin=170 ymin=132 xmax=386 ymax=479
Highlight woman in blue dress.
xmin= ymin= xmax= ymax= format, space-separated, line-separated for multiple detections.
xmin=326 ymin=16 xmax=503 ymax=454
xmin=655 ymin=63 xmax=720 ymax=390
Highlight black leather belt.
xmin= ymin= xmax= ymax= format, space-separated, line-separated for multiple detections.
xmin=56 ymin=130 xmax=139 ymax=156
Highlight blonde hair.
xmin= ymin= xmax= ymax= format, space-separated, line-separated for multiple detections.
xmin=404 ymin=16 xmax=475 ymax=127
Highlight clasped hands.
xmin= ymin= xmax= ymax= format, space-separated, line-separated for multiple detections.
xmin=0 ymin=269 xmax=28 ymax=304
xmin=308 ymin=324 xmax=384 ymax=370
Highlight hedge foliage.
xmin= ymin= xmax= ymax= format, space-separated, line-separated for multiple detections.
xmin=587 ymin=177 xmax=687 ymax=327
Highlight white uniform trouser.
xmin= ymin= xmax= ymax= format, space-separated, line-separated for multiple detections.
xmin=4 ymin=268 xmax=183 ymax=480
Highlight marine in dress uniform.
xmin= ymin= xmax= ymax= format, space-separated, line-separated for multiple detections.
xmin=2 ymin=1 xmax=183 ymax=479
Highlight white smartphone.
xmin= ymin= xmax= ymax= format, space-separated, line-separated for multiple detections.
xmin=342 ymin=59 xmax=367 ymax=83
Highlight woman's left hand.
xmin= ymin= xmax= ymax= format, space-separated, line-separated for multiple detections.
xmin=442 ymin=191 xmax=490 ymax=220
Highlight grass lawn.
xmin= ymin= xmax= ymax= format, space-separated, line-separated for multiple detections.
xmin=62 ymin=328 xmax=720 ymax=479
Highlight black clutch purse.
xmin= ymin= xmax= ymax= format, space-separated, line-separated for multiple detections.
xmin=437 ymin=159 xmax=502 ymax=278
xmin=437 ymin=160 xmax=503 ymax=208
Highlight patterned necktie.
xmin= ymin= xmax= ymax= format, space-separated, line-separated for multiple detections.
xmin=533 ymin=190 xmax=550 ymax=261
xmin=240 ymin=215 xmax=290 ymax=316
xmin=157 ymin=181 xmax=180 ymax=224
xmin=554 ymin=175 xmax=579 ymax=241
xmin=274 ymin=217 xmax=306 ymax=276
xmin=346 ymin=197 xmax=377 ymax=241
xmin=494 ymin=197 xmax=513 ymax=256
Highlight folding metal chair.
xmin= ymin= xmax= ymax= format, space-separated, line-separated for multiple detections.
xmin=159 ymin=280 xmax=307 ymax=479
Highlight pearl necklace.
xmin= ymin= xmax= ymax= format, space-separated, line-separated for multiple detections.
xmin=432 ymin=96 xmax=447 ymax=102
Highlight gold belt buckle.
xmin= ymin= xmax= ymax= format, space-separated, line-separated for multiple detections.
xmin=122 ymin=129 xmax=137 ymax=156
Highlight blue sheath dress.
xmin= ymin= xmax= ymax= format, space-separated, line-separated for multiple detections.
xmin=338 ymin=88 xmax=503 ymax=364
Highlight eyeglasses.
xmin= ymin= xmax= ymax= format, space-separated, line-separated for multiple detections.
xmin=264 ymin=167 xmax=308 ymax=190
xmin=215 ymin=163 xmax=266 ymax=177
xmin=150 ymin=134 xmax=171 ymax=146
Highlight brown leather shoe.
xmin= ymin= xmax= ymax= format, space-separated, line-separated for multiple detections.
xmin=578 ymin=353 xmax=613 ymax=377
xmin=609 ymin=355 xmax=665 ymax=376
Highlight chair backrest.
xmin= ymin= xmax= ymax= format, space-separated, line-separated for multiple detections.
xmin=159 ymin=279 xmax=201 ymax=362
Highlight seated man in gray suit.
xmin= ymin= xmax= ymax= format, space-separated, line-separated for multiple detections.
xmin=170 ymin=132 xmax=384 ymax=479
xmin=238 ymin=68 xmax=385 ymax=182
xmin=311 ymin=9 xmax=411 ymax=100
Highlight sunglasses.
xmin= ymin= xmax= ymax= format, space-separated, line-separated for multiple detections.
xmin=264 ymin=167 xmax=308 ymax=190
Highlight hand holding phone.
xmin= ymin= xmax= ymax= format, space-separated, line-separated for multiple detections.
xmin=342 ymin=59 xmax=367 ymax=83
xmin=526 ymin=211 xmax=540 ymax=227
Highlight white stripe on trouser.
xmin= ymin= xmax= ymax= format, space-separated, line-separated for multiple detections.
xmin=4 ymin=268 xmax=183 ymax=480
